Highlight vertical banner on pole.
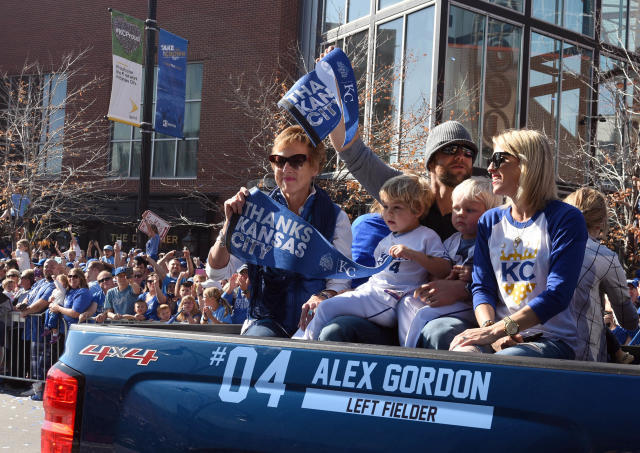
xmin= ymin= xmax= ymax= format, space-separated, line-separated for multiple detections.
xmin=155 ymin=29 xmax=188 ymax=138
xmin=107 ymin=10 xmax=144 ymax=127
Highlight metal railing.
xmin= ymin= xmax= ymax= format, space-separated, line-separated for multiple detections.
xmin=0 ymin=311 xmax=64 ymax=384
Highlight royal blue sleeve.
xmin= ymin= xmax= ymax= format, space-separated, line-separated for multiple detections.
xmin=527 ymin=202 xmax=588 ymax=323
xmin=471 ymin=209 xmax=502 ymax=311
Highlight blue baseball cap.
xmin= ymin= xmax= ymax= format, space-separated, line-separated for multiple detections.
xmin=66 ymin=262 xmax=74 ymax=268
xmin=627 ymin=279 xmax=638 ymax=288
xmin=103 ymin=245 xmax=114 ymax=251
xmin=34 ymin=258 xmax=47 ymax=266
xmin=113 ymin=266 xmax=127 ymax=276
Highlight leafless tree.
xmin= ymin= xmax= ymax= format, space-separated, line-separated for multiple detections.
xmin=562 ymin=49 xmax=640 ymax=271
xmin=0 ymin=49 xmax=124 ymax=249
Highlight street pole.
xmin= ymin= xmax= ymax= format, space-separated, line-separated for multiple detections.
xmin=138 ymin=0 xmax=157 ymax=249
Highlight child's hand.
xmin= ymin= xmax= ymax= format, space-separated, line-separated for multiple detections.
xmin=388 ymin=245 xmax=415 ymax=260
xmin=447 ymin=265 xmax=472 ymax=282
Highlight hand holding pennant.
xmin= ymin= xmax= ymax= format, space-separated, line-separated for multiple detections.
xmin=225 ymin=188 xmax=390 ymax=279
xmin=277 ymin=48 xmax=358 ymax=148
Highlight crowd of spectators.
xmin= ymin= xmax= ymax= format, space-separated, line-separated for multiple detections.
xmin=0 ymin=228 xmax=247 ymax=400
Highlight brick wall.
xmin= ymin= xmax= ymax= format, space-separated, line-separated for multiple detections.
xmin=0 ymin=0 xmax=301 ymax=213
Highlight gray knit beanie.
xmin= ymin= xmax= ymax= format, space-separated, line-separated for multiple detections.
xmin=424 ymin=121 xmax=478 ymax=167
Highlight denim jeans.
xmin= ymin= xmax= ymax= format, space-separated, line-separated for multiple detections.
xmin=416 ymin=316 xmax=476 ymax=350
xmin=242 ymin=318 xmax=290 ymax=338
xmin=495 ymin=338 xmax=575 ymax=359
xmin=318 ymin=316 xmax=399 ymax=345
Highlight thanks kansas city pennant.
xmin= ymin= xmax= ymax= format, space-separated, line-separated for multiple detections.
xmin=226 ymin=188 xmax=390 ymax=279
xmin=278 ymin=48 xmax=358 ymax=147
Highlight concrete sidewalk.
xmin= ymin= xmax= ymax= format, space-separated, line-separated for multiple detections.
xmin=0 ymin=382 xmax=42 ymax=452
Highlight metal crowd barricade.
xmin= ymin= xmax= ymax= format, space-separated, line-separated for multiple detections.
xmin=0 ymin=310 xmax=64 ymax=384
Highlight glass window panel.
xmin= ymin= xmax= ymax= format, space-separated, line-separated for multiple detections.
xmin=557 ymin=44 xmax=591 ymax=182
xmin=185 ymin=63 xmax=203 ymax=100
xmin=133 ymin=126 xmax=141 ymax=140
xmin=112 ymin=122 xmax=132 ymax=140
xmin=563 ymin=0 xmax=594 ymax=35
xmin=345 ymin=31 xmax=369 ymax=123
xmin=481 ymin=20 xmax=521 ymax=166
xmin=183 ymin=101 xmax=201 ymax=138
xmin=324 ymin=0 xmax=346 ymax=31
xmin=130 ymin=141 xmax=141 ymax=177
xmin=378 ymin=0 xmax=402 ymax=9
xmin=600 ymin=0 xmax=627 ymax=47
xmin=152 ymin=140 xmax=176 ymax=177
xmin=528 ymin=33 xmax=560 ymax=144
xmin=532 ymin=0 xmax=561 ymax=25
xmin=373 ymin=17 xmax=403 ymax=160
xmin=45 ymin=144 xmax=63 ymax=174
xmin=401 ymin=7 xmax=435 ymax=154
xmin=444 ymin=6 xmax=485 ymax=147
xmin=487 ymin=0 xmax=524 ymax=11
xmin=630 ymin=0 xmax=640 ymax=51
xmin=176 ymin=140 xmax=198 ymax=177
xmin=110 ymin=142 xmax=131 ymax=177
xmin=348 ymin=0 xmax=369 ymax=22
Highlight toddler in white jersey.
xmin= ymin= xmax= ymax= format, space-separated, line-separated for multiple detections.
xmin=298 ymin=174 xmax=451 ymax=340
xmin=401 ymin=177 xmax=503 ymax=346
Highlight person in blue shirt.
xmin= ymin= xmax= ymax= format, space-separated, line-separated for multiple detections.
xmin=200 ymin=287 xmax=232 ymax=324
xmin=449 ymin=129 xmax=588 ymax=359
xmin=16 ymin=258 xmax=58 ymax=400
xmin=48 ymin=269 xmax=92 ymax=331
xmin=145 ymin=223 xmax=160 ymax=261
xmin=97 ymin=267 xmax=141 ymax=321
xmin=100 ymin=244 xmax=115 ymax=266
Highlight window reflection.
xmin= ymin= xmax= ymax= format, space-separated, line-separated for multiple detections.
xmin=348 ymin=0 xmax=369 ymax=21
xmin=378 ymin=0 xmax=403 ymax=9
xmin=444 ymin=7 xmax=485 ymax=148
xmin=323 ymin=0 xmax=345 ymax=32
xmin=373 ymin=18 xmax=403 ymax=160
xmin=528 ymin=33 xmax=560 ymax=144
xmin=401 ymin=7 xmax=435 ymax=157
xmin=487 ymin=0 xmax=524 ymax=11
xmin=481 ymin=20 xmax=521 ymax=166
xmin=532 ymin=0 xmax=594 ymax=36
xmin=557 ymin=43 xmax=591 ymax=182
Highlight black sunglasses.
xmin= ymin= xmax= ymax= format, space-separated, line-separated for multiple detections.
xmin=440 ymin=145 xmax=474 ymax=159
xmin=268 ymin=153 xmax=307 ymax=169
xmin=69 ymin=274 xmax=81 ymax=279
xmin=488 ymin=152 xmax=516 ymax=170
xmin=133 ymin=274 xmax=143 ymax=279
xmin=98 ymin=277 xmax=112 ymax=283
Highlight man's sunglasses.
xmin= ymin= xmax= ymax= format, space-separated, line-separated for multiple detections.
xmin=69 ymin=275 xmax=82 ymax=279
xmin=440 ymin=145 xmax=474 ymax=159
xmin=98 ymin=277 xmax=112 ymax=283
xmin=268 ymin=153 xmax=307 ymax=169
xmin=488 ymin=152 xmax=516 ymax=170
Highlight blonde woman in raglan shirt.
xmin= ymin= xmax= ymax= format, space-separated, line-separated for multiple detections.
xmin=450 ymin=130 xmax=588 ymax=359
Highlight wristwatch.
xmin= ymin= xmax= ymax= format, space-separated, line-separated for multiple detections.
xmin=502 ymin=315 xmax=519 ymax=336
xmin=314 ymin=290 xmax=334 ymax=300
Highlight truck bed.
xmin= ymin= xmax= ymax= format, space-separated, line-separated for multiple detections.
xmin=56 ymin=323 xmax=640 ymax=452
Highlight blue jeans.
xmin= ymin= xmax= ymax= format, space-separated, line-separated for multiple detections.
xmin=416 ymin=316 xmax=476 ymax=350
xmin=242 ymin=318 xmax=290 ymax=338
xmin=496 ymin=338 xmax=575 ymax=359
xmin=318 ymin=316 xmax=398 ymax=345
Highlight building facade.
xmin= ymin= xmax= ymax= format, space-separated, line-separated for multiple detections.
xmin=299 ymin=0 xmax=640 ymax=187
xmin=0 ymin=0 xmax=299 ymax=256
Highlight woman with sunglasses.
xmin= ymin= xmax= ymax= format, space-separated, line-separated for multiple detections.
xmin=207 ymin=125 xmax=352 ymax=337
xmin=137 ymin=273 xmax=166 ymax=320
xmin=48 ymin=269 xmax=92 ymax=336
xmin=449 ymin=129 xmax=588 ymax=359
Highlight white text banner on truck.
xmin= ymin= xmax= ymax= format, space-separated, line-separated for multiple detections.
xmin=301 ymin=388 xmax=494 ymax=429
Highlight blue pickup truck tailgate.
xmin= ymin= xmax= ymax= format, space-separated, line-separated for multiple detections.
xmin=59 ymin=324 xmax=640 ymax=452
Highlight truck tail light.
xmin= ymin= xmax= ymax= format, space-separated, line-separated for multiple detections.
xmin=41 ymin=365 xmax=80 ymax=453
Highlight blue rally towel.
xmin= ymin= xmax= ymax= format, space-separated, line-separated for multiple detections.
xmin=278 ymin=48 xmax=358 ymax=147
xmin=226 ymin=188 xmax=390 ymax=279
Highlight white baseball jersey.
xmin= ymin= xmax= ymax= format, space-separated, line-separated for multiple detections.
xmin=369 ymin=225 xmax=447 ymax=293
